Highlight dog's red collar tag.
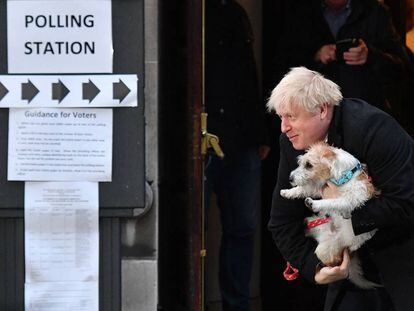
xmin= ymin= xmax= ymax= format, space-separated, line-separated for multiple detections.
xmin=306 ymin=216 xmax=332 ymax=229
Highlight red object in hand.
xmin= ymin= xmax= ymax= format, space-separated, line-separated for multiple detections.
xmin=283 ymin=262 xmax=299 ymax=281
xmin=283 ymin=217 xmax=332 ymax=281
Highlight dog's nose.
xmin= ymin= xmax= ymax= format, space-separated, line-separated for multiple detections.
xmin=289 ymin=174 xmax=294 ymax=183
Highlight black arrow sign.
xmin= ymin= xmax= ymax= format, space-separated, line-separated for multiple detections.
xmin=82 ymin=79 xmax=100 ymax=103
xmin=22 ymin=80 xmax=39 ymax=103
xmin=0 ymin=82 xmax=8 ymax=101
xmin=52 ymin=80 xmax=70 ymax=103
xmin=113 ymin=79 xmax=131 ymax=103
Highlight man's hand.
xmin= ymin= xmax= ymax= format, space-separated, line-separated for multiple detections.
xmin=315 ymin=249 xmax=350 ymax=284
xmin=343 ymin=39 xmax=368 ymax=65
xmin=314 ymin=44 xmax=336 ymax=64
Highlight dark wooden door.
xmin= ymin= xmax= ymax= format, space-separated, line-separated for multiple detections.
xmin=159 ymin=1 xmax=204 ymax=310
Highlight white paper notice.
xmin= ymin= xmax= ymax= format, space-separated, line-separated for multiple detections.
xmin=0 ymin=75 xmax=138 ymax=108
xmin=25 ymin=281 xmax=98 ymax=311
xmin=25 ymin=182 xmax=99 ymax=283
xmin=8 ymin=108 xmax=112 ymax=181
xmin=7 ymin=0 xmax=113 ymax=73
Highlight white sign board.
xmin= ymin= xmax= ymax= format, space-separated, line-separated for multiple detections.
xmin=7 ymin=0 xmax=113 ymax=73
xmin=8 ymin=108 xmax=113 ymax=181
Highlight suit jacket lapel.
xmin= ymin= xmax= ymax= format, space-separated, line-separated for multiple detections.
xmin=342 ymin=0 xmax=365 ymax=29
xmin=312 ymin=0 xmax=335 ymax=42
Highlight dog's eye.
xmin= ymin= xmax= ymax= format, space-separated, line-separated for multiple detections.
xmin=305 ymin=162 xmax=313 ymax=169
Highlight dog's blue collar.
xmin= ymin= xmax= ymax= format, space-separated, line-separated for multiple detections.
xmin=329 ymin=162 xmax=362 ymax=186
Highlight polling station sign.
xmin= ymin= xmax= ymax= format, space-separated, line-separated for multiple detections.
xmin=7 ymin=0 xmax=113 ymax=73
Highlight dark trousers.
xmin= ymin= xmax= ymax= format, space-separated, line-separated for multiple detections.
xmin=204 ymin=147 xmax=261 ymax=311
xmin=325 ymin=281 xmax=395 ymax=311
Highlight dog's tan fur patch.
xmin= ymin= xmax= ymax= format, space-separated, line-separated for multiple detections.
xmin=311 ymin=163 xmax=331 ymax=182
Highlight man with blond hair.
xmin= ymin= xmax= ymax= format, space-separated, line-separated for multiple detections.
xmin=267 ymin=67 xmax=414 ymax=311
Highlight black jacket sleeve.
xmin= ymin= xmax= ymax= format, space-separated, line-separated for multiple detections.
xmin=268 ymin=135 xmax=321 ymax=282
xmin=351 ymin=113 xmax=414 ymax=242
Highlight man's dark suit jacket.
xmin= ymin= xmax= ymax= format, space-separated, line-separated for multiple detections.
xmin=268 ymin=99 xmax=414 ymax=311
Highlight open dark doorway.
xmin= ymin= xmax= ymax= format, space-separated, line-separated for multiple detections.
xmin=159 ymin=1 xmax=203 ymax=311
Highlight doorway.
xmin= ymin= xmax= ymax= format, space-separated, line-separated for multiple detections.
xmin=158 ymin=1 xmax=412 ymax=311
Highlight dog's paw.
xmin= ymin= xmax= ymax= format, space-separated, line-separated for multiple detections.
xmin=280 ymin=189 xmax=291 ymax=199
xmin=305 ymin=198 xmax=323 ymax=213
xmin=304 ymin=197 xmax=313 ymax=208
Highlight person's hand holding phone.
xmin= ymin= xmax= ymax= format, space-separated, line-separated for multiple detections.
xmin=343 ymin=39 xmax=368 ymax=65
xmin=314 ymin=44 xmax=336 ymax=64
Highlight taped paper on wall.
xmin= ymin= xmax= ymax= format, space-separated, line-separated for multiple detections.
xmin=25 ymin=181 xmax=99 ymax=310
xmin=8 ymin=108 xmax=113 ymax=181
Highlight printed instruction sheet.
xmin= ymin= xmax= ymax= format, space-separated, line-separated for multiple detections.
xmin=25 ymin=281 xmax=98 ymax=311
xmin=25 ymin=181 xmax=99 ymax=310
xmin=8 ymin=108 xmax=112 ymax=181
xmin=25 ymin=181 xmax=99 ymax=283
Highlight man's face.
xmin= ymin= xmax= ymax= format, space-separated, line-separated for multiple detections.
xmin=325 ymin=0 xmax=348 ymax=10
xmin=277 ymin=102 xmax=330 ymax=150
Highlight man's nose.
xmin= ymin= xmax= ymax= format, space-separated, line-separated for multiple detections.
xmin=281 ymin=118 xmax=291 ymax=133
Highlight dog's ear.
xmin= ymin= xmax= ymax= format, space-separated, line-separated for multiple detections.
xmin=322 ymin=147 xmax=336 ymax=160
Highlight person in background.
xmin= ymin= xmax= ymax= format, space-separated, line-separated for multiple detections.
xmin=272 ymin=0 xmax=409 ymax=112
xmin=204 ymin=0 xmax=270 ymax=310
xmin=267 ymin=67 xmax=414 ymax=311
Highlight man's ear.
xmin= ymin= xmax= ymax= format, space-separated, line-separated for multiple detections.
xmin=320 ymin=103 xmax=329 ymax=119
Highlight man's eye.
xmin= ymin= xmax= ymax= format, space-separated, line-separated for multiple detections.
xmin=305 ymin=162 xmax=313 ymax=169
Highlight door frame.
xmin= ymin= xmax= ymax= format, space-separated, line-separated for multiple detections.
xmin=158 ymin=1 xmax=203 ymax=310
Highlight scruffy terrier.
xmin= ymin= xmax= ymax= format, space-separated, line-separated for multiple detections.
xmin=281 ymin=142 xmax=379 ymax=289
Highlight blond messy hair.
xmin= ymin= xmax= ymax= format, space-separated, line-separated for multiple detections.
xmin=267 ymin=67 xmax=343 ymax=114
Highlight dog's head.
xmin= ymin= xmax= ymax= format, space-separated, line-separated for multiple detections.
xmin=290 ymin=142 xmax=359 ymax=188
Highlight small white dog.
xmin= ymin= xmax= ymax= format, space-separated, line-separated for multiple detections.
xmin=281 ymin=142 xmax=379 ymax=289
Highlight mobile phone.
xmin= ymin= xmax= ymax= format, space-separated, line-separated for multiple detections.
xmin=336 ymin=38 xmax=359 ymax=63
